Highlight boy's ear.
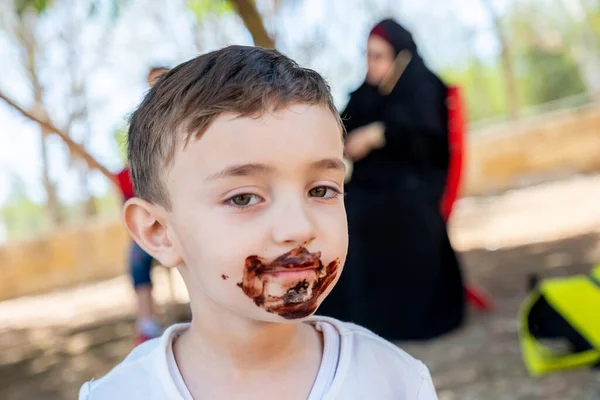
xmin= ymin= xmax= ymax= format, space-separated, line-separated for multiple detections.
xmin=123 ymin=198 xmax=183 ymax=268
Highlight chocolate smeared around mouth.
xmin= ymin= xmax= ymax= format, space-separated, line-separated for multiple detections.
xmin=238 ymin=247 xmax=339 ymax=319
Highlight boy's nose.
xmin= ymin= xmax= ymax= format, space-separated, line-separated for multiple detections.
xmin=271 ymin=200 xmax=316 ymax=246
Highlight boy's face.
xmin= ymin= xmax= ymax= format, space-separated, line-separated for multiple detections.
xmin=163 ymin=104 xmax=347 ymax=322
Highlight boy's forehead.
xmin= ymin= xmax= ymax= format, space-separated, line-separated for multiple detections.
xmin=194 ymin=104 xmax=343 ymax=155
xmin=180 ymin=104 xmax=343 ymax=170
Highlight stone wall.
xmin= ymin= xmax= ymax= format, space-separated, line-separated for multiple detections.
xmin=464 ymin=102 xmax=600 ymax=196
xmin=0 ymin=220 xmax=128 ymax=300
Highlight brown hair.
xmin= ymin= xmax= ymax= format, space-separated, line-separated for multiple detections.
xmin=128 ymin=45 xmax=342 ymax=209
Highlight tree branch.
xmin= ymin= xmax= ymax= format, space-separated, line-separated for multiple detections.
xmin=0 ymin=90 xmax=118 ymax=186
xmin=229 ymin=0 xmax=275 ymax=48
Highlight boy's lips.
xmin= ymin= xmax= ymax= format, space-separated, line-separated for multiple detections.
xmin=268 ymin=266 xmax=318 ymax=273
xmin=267 ymin=267 xmax=319 ymax=281
xmin=254 ymin=247 xmax=322 ymax=275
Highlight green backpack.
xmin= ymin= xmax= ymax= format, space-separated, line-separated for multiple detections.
xmin=519 ymin=265 xmax=600 ymax=375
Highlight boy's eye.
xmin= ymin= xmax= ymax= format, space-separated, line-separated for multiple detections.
xmin=229 ymin=194 xmax=261 ymax=207
xmin=309 ymin=186 xmax=340 ymax=199
xmin=309 ymin=187 xmax=327 ymax=198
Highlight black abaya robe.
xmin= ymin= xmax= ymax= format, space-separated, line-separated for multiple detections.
xmin=318 ymin=20 xmax=465 ymax=341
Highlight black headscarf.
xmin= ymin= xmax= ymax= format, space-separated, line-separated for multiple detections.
xmin=369 ymin=18 xmax=417 ymax=55
xmin=368 ymin=19 xmax=443 ymax=97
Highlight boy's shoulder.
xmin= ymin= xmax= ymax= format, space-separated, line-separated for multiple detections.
xmin=79 ymin=324 xmax=188 ymax=400
xmin=316 ymin=316 xmax=425 ymax=367
xmin=312 ymin=316 xmax=437 ymax=399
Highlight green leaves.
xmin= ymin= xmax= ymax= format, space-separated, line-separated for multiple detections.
xmin=186 ymin=0 xmax=233 ymax=22
xmin=14 ymin=0 xmax=130 ymax=23
xmin=15 ymin=0 xmax=51 ymax=17
xmin=112 ymin=124 xmax=128 ymax=164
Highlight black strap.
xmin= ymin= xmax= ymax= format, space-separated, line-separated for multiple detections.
xmin=589 ymin=272 xmax=600 ymax=289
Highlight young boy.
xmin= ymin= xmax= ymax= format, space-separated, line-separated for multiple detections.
xmin=80 ymin=46 xmax=437 ymax=399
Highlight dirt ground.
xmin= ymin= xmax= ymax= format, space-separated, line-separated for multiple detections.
xmin=1 ymin=174 xmax=600 ymax=400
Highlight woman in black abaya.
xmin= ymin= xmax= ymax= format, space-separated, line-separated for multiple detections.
xmin=319 ymin=19 xmax=465 ymax=340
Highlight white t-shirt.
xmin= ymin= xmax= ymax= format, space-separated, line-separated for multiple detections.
xmin=79 ymin=316 xmax=437 ymax=399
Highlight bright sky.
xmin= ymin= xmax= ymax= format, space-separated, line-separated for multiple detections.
xmin=0 ymin=0 xmax=508 ymax=209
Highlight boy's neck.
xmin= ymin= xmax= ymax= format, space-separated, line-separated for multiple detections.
xmin=174 ymin=308 xmax=323 ymax=399
xmin=184 ymin=314 xmax=314 ymax=369
xmin=173 ymin=277 xmax=325 ymax=398
xmin=178 ymin=292 xmax=322 ymax=370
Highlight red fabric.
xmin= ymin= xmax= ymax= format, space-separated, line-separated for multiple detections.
xmin=465 ymin=285 xmax=493 ymax=312
xmin=441 ymin=85 xmax=465 ymax=222
xmin=116 ymin=168 xmax=135 ymax=200
xmin=369 ymin=24 xmax=389 ymax=43
xmin=442 ymin=86 xmax=494 ymax=311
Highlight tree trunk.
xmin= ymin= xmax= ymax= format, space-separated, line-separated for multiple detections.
xmin=39 ymin=125 xmax=63 ymax=227
xmin=229 ymin=0 xmax=275 ymax=48
xmin=79 ymin=164 xmax=97 ymax=217
xmin=36 ymin=99 xmax=64 ymax=227
xmin=558 ymin=0 xmax=600 ymax=99
xmin=77 ymin=122 xmax=98 ymax=218
xmin=482 ymin=0 xmax=520 ymax=120
xmin=14 ymin=21 xmax=65 ymax=227
xmin=65 ymin=16 xmax=98 ymax=219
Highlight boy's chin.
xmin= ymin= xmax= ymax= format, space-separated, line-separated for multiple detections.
xmin=251 ymin=289 xmax=332 ymax=322
xmin=258 ymin=311 xmax=317 ymax=324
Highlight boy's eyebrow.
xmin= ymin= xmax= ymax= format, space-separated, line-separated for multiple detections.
xmin=206 ymin=158 xmax=345 ymax=181
xmin=205 ymin=163 xmax=273 ymax=181
xmin=310 ymin=158 xmax=346 ymax=172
